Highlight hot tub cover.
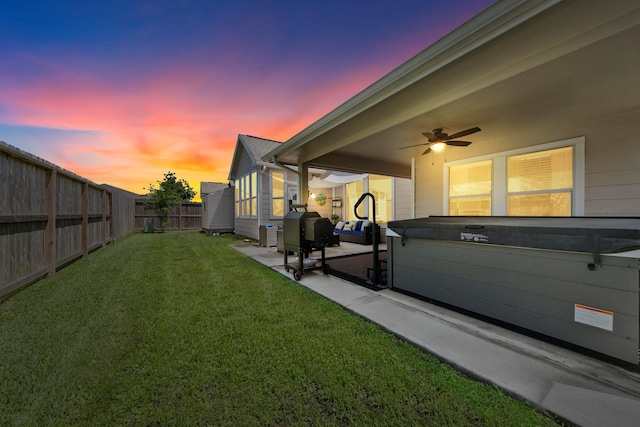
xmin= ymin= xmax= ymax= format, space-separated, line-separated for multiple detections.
xmin=388 ymin=217 xmax=640 ymax=260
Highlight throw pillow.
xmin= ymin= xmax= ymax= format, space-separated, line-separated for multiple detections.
xmin=343 ymin=222 xmax=353 ymax=231
xmin=355 ymin=220 xmax=363 ymax=231
xmin=361 ymin=220 xmax=370 ymax=228
xmin=335 ymin=221 xmax=346 ymax=230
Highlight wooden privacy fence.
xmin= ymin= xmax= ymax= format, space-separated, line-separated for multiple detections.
xmin=0 ymin=141 xmax=136 ymax=299
xmin=134 ymin=200 xmax=202 ymax=230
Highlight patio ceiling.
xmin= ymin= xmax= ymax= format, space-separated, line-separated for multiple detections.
xmin=264 ymin=0 xmax=640 ymax=179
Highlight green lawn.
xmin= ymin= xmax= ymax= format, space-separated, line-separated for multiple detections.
xmin=0 ymin=231 xmax=560 ymax=426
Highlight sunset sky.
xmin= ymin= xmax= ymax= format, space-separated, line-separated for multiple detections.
xmin=0 ymin=0 xmax=493 ymax=199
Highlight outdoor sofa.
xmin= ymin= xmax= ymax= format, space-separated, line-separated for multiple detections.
xmin=333 ymin=220 xmax=379 ymax=245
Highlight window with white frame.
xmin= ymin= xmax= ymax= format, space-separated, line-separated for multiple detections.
xmin=235 ymin=171 xmax=257 ymax=218
xmin=445 ymin=138 xmax=583 ymax=216
xmin=507 ymin=146 xmax=573 ymax=216
xmin=271 ymin=171 xmax=285 ymax=218
xmin=449 ymin=160 xmax=492 ymax=216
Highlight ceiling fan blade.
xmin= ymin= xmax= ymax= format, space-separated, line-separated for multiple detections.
xmin=445 ymin=140 xmax=472 ymax=147
xmin=422 ymin=132 xmax=438 ymax=141
xmin=398 ymin=142 xmax=429 ymax=150
xmin=446 ymin=127 xmax=481 ymax=140
xmin=422 ymin=147 xmax=432 ymax=155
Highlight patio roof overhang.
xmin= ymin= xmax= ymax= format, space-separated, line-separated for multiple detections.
xmin=262 ymin=0 xmax=640 ymax=179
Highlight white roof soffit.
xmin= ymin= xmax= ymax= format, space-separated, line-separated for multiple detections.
xmin=263 ymin=0 xmax=563 ymax=164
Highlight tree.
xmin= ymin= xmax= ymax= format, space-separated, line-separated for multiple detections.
xmin=144 ymin=171 xmax=196 ymax=231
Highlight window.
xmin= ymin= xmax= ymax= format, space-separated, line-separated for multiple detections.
xmin=368 ymin=174 xmax=393 ymax=224
xmin=445 ymin=138 xmax=583 ymax=216
xmin=271 ymin=171 xmax=285 ymax=218
xmin=449 ymin=160 xmax=492 ymax=216
xmin=507 ymin=147 xmax=572 ymax=216
xmin=235 ymin=171 xmax=257 ymax=218
xmin=345 ymin=179 xmax=364 ymax=221
xmin=234 ymin=184 xmax=239 ymax=216
xmin=343 ymin=175 xmax=394 ymax=223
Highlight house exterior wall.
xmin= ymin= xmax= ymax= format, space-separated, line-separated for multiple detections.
xmin=231 ymin=147 xmax=258 ymax=239
xmin=232 ymin=167 xmax=302 ymax=240
xmin=410 ymin=13 xmax=640 ymax=219
xmin=259 ymin=167 xmax=298 ymax=224
xmin=234 ymin=217 xmax=258 ymax=240
xmin=258 ymin=167 xmax=272 ymax=225
xmin=308 ymin=187 xmax=334 ymax=218
xmin=414 ymin=107 xmax=640 ymax=218
xmin=583 ymin=110 xmax=640 ymax=216
xmin=233 ymin=148 xmax=254 ymax=178
xmin=393 ymin=177 xmax=413 ymax=221
xmin=412 ymin=9 xmax=640 ymax=220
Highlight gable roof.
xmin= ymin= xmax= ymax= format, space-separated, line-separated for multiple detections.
xmin=200 ymin=182 xmax=228 ymax=196
xmin=227 ymin=134 xmax=282 ymax=180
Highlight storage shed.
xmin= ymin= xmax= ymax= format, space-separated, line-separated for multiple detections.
xmin=201 ymin=182 xmax=234 ymax=234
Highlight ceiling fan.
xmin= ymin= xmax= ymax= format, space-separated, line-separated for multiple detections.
xmin=399 ymin=126 xmax=481 ymax=155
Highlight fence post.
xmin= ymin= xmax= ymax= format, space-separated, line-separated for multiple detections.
xmin=101 ymin=189 xmax=107 ymax=246
xmin=45 ymin=169 xmax=57 ymax=276
xmin=107 ymin=191 xmax=113 ymax=243
xmin=82 ymin=182 xmax=88 ymax=257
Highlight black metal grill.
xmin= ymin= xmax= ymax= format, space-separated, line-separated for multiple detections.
xmin=283 ymin=207 xmax=333 ymax=280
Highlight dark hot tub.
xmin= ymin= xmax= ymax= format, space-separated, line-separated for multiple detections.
xmin=387 ymin=216 xmax=640 ymax=364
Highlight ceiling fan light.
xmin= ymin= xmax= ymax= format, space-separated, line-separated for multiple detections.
xmin=431 ymin=142 xmax=446 ymax=152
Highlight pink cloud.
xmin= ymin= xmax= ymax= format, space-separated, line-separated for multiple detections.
xmin=0 ymin=35 xmax=422 ymax=198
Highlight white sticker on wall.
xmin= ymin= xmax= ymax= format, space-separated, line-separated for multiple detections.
xmin=574 ymin=304 xmax=614 ymax=331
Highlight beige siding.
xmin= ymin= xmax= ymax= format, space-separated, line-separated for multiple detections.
xmin=308 ymin=186 xmax=333 ymax=218
xmin=234 ymin=149 xmax=254 ymax=178
xmin=234 ymin=217 xmax=259 ymax=240
xmin=232 ymin=146 xmax=258 ymax=238
xmin=259 ymin=168 xmax=272 ymax=224
xmin=414 ymin=106 xmax=640 ymax=218
xmin=234 ymin=167 xmax=300 ymax=239
xmin=584 ymin=109 xmax=640 ymax=216
xmin=393 ymin=177 xmax=413 ymax=220
xmin=415 ymin=161 xmax=445 ymax=218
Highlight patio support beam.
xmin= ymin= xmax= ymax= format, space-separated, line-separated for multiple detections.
xmin=269 ymin=158 xmax=299 ymax=176
xmin=298 ymin=162 xmax=309 ymax=206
